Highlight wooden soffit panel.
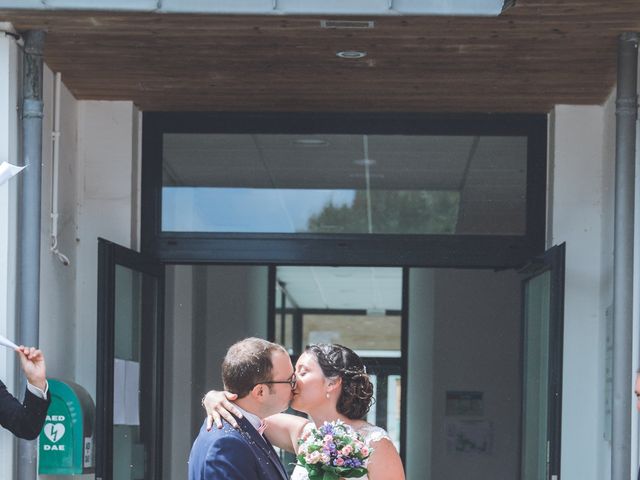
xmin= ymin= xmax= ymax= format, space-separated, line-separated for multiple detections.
xmin=2 ymin=1 xmax=640 ymax=112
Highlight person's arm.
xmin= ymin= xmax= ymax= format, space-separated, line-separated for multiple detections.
xmin=263 ymin=413 xmax=309 ymax=453
xmin=365 ymin=437 xmax=405 ymax=480
xmin=202 ymin=389 xmax=308 ymax=453
xmin=17 ymin=346 xmax=47 ymax=392
xmin=0 ymin=346 xmax=50 ymax=440
xmin=204 ymin=390 xmax=243 ymax=430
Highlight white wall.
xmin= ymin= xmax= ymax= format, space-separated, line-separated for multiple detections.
xmin=74 ymin=100 xmax=140 ymax=398
xmin=0 ymin=30 xmax=20 ymax=480
xmin=38 ymin=65 xmax=78 ymax=381
xmin=430 ymin=269 xmax=521 ymax=480
xmin=38 ymin=91 xmax=139 ymax=479
xmin=551 ymin=99 xmax=616 ymax=480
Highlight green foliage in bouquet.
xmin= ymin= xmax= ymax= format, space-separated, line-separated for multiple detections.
xmin=296 ymin=420 xmax=371 ymax=480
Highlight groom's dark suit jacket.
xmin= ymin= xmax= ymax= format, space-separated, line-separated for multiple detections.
xmin=0 ymin=379 xmax=50 ymax=440
xmin=188 ymin=415 xmax=289 ymax=480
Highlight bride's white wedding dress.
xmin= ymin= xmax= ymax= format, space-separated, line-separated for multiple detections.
xmin=290 ymin=422 xmax=392 ymax=480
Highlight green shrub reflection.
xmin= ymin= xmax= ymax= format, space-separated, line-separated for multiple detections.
xmin=306 ymin=190 xmax=460 ymax=234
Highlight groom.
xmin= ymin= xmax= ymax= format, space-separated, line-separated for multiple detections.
xmin=188 ymin=337 xmax=294 ymax=480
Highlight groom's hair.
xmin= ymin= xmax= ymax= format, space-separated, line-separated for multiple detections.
xmin=222 ymin=337 xmax=286 ymax=398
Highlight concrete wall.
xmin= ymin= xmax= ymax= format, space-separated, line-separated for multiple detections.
xmin=0 ymin=31 xmax=20 ymax=480
xmin=38 ymin=65 xmax=78 ymax=382
xmin=26 ymin=64 xmax=140 ymax=401
xmin=38 ymin=70 xmax=139 ymax=478
xmin=73 ymin=100 xmax=140 ymax=399
xmin=550 ymin=99 xmax=616 ymax=480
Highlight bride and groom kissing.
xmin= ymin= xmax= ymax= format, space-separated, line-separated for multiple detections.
xmin=188 ymin=337 xmax=405 ymax=480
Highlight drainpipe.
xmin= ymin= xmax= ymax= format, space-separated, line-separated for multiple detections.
xmin=612 ymin=31 xmax=638 ymax=480
xmin=17 ymin=30 xmax=45 ymax=480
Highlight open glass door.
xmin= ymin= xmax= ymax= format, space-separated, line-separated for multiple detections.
xmin=96 ymin=239 xmax=164 ymax=480
xmin=521 ymin=244 xmax=565 ymax=480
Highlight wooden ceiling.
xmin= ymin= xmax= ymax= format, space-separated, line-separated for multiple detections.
xmin=2 ymin=1 xmax=640 ymax=113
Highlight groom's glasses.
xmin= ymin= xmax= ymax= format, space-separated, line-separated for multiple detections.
xmin=258 ymin=373 xmax=297 ymax=389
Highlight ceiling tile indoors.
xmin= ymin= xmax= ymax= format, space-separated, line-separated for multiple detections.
xmin=162 ymin=132 xmax=526 ymax=234
xmin=276 ymin=266 xmax=402 ymax=311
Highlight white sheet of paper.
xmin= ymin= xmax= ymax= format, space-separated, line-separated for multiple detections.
xmin=0 ymin=162 xmax=25 ymax=186
xmin=125 ymin=360 xmax=140 ymax=426
xmin=113 ymin=358 xmax=140 ymax=426
xmin=0 ymin=334 xmax=18 ymax=350
xmin=113 ymin=358 xmax=126 ymax=424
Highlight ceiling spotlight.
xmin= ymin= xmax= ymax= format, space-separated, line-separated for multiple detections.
xmin=336 ymin=50 xmax=367 ymax=59
xmin=293 ymin=138 xmax=329 ymax=147
xmin=349 ymin=173 xmax=385 ymax=179
xmin=354 ymin=158 xmax=376 ymax=166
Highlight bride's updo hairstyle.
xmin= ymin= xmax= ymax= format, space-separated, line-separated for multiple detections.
xmin=305 ymin=343 xmax=374 ymax=420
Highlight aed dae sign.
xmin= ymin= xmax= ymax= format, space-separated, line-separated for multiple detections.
xmin=43 ymin=414 xmax=69 ymax=451
xmin=38 ymin=379 xmax=95 ymax=475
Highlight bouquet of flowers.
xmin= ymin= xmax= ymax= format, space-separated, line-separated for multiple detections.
xmin=296 ymin=420 xmax=371 ymax=480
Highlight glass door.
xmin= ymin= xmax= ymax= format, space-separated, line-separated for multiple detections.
xmin=96 ymin=239 xmax=164 ymax=480
xmin=272 ymin=266 xmax=405 ymax=454
xmin=521 ymin=244 xmax=565 ymax=480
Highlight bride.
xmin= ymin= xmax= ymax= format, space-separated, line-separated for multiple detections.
xmin=204 ymin=343 xmax=405 ymax=480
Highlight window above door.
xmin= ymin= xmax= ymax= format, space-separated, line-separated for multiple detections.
xmin=162 ymin=133 xmax=526 ymax=236
xmin=142 ymin=112 xmax=546 ymax=267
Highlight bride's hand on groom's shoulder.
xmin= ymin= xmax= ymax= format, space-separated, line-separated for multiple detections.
xmin=203 ymin=390 xmax=241 ymax=430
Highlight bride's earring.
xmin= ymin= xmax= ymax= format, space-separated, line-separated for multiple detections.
xmin=326 ymin=392 xmax=330 ymax=399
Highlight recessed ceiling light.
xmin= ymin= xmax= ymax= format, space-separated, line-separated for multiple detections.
xmin=354 ymin=158 xmax=376 ymax=166
xmin=321 ymin=20 xmax=375 ymax=29
xmin=293 ymin=138 xmax=329 ymax=147
xmin=336 ymin=50 xmax=367 ymax=59
xmin=349 ymin=173 xmax=385 ymax=179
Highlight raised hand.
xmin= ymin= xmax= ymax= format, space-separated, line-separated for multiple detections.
xmin=203 ymin=390 xmax=241 ymax=430
xmin=16 ymin=346 xmax=46 ymax=391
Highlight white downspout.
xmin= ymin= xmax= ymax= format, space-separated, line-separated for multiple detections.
xmin=50 ymin=71 xmax=69 ymax=266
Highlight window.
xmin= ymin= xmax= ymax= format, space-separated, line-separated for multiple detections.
xmin=142 ymin=112 xmax=546 ymax=267
xmin=162 ymin=133 xmax=526 ymax=236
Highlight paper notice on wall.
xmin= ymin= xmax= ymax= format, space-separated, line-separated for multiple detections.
xmin=0 ymin=162 xmax=25 ymax=186
xmin=113 ymin=358 xmax=140 ymax=426
xmin=124 ymin=360 xmax=140 ymax=425
xmin=446 ymin=391 xmax=484 ymax=416
xmin=446 ymin=419 xmax=493 ymax=455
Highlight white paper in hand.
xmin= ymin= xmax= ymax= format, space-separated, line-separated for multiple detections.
xmin=0 ymin=162 xmax=25 ymax=186
xmin=0 ymin=334 xmax=18 ymax=350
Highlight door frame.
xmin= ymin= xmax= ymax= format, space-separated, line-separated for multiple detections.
xmin=520 ymin=243 xmax=565 ymax=479
xmin=96 ymin=238 xmax=165 ymax=480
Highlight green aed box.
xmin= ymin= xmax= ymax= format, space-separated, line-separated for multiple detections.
xmin=38 ymin=379 xmax=95 ymax=475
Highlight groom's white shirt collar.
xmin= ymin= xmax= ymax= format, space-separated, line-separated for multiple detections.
xmin=234 ymin=404 xmax=263 ymax=434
